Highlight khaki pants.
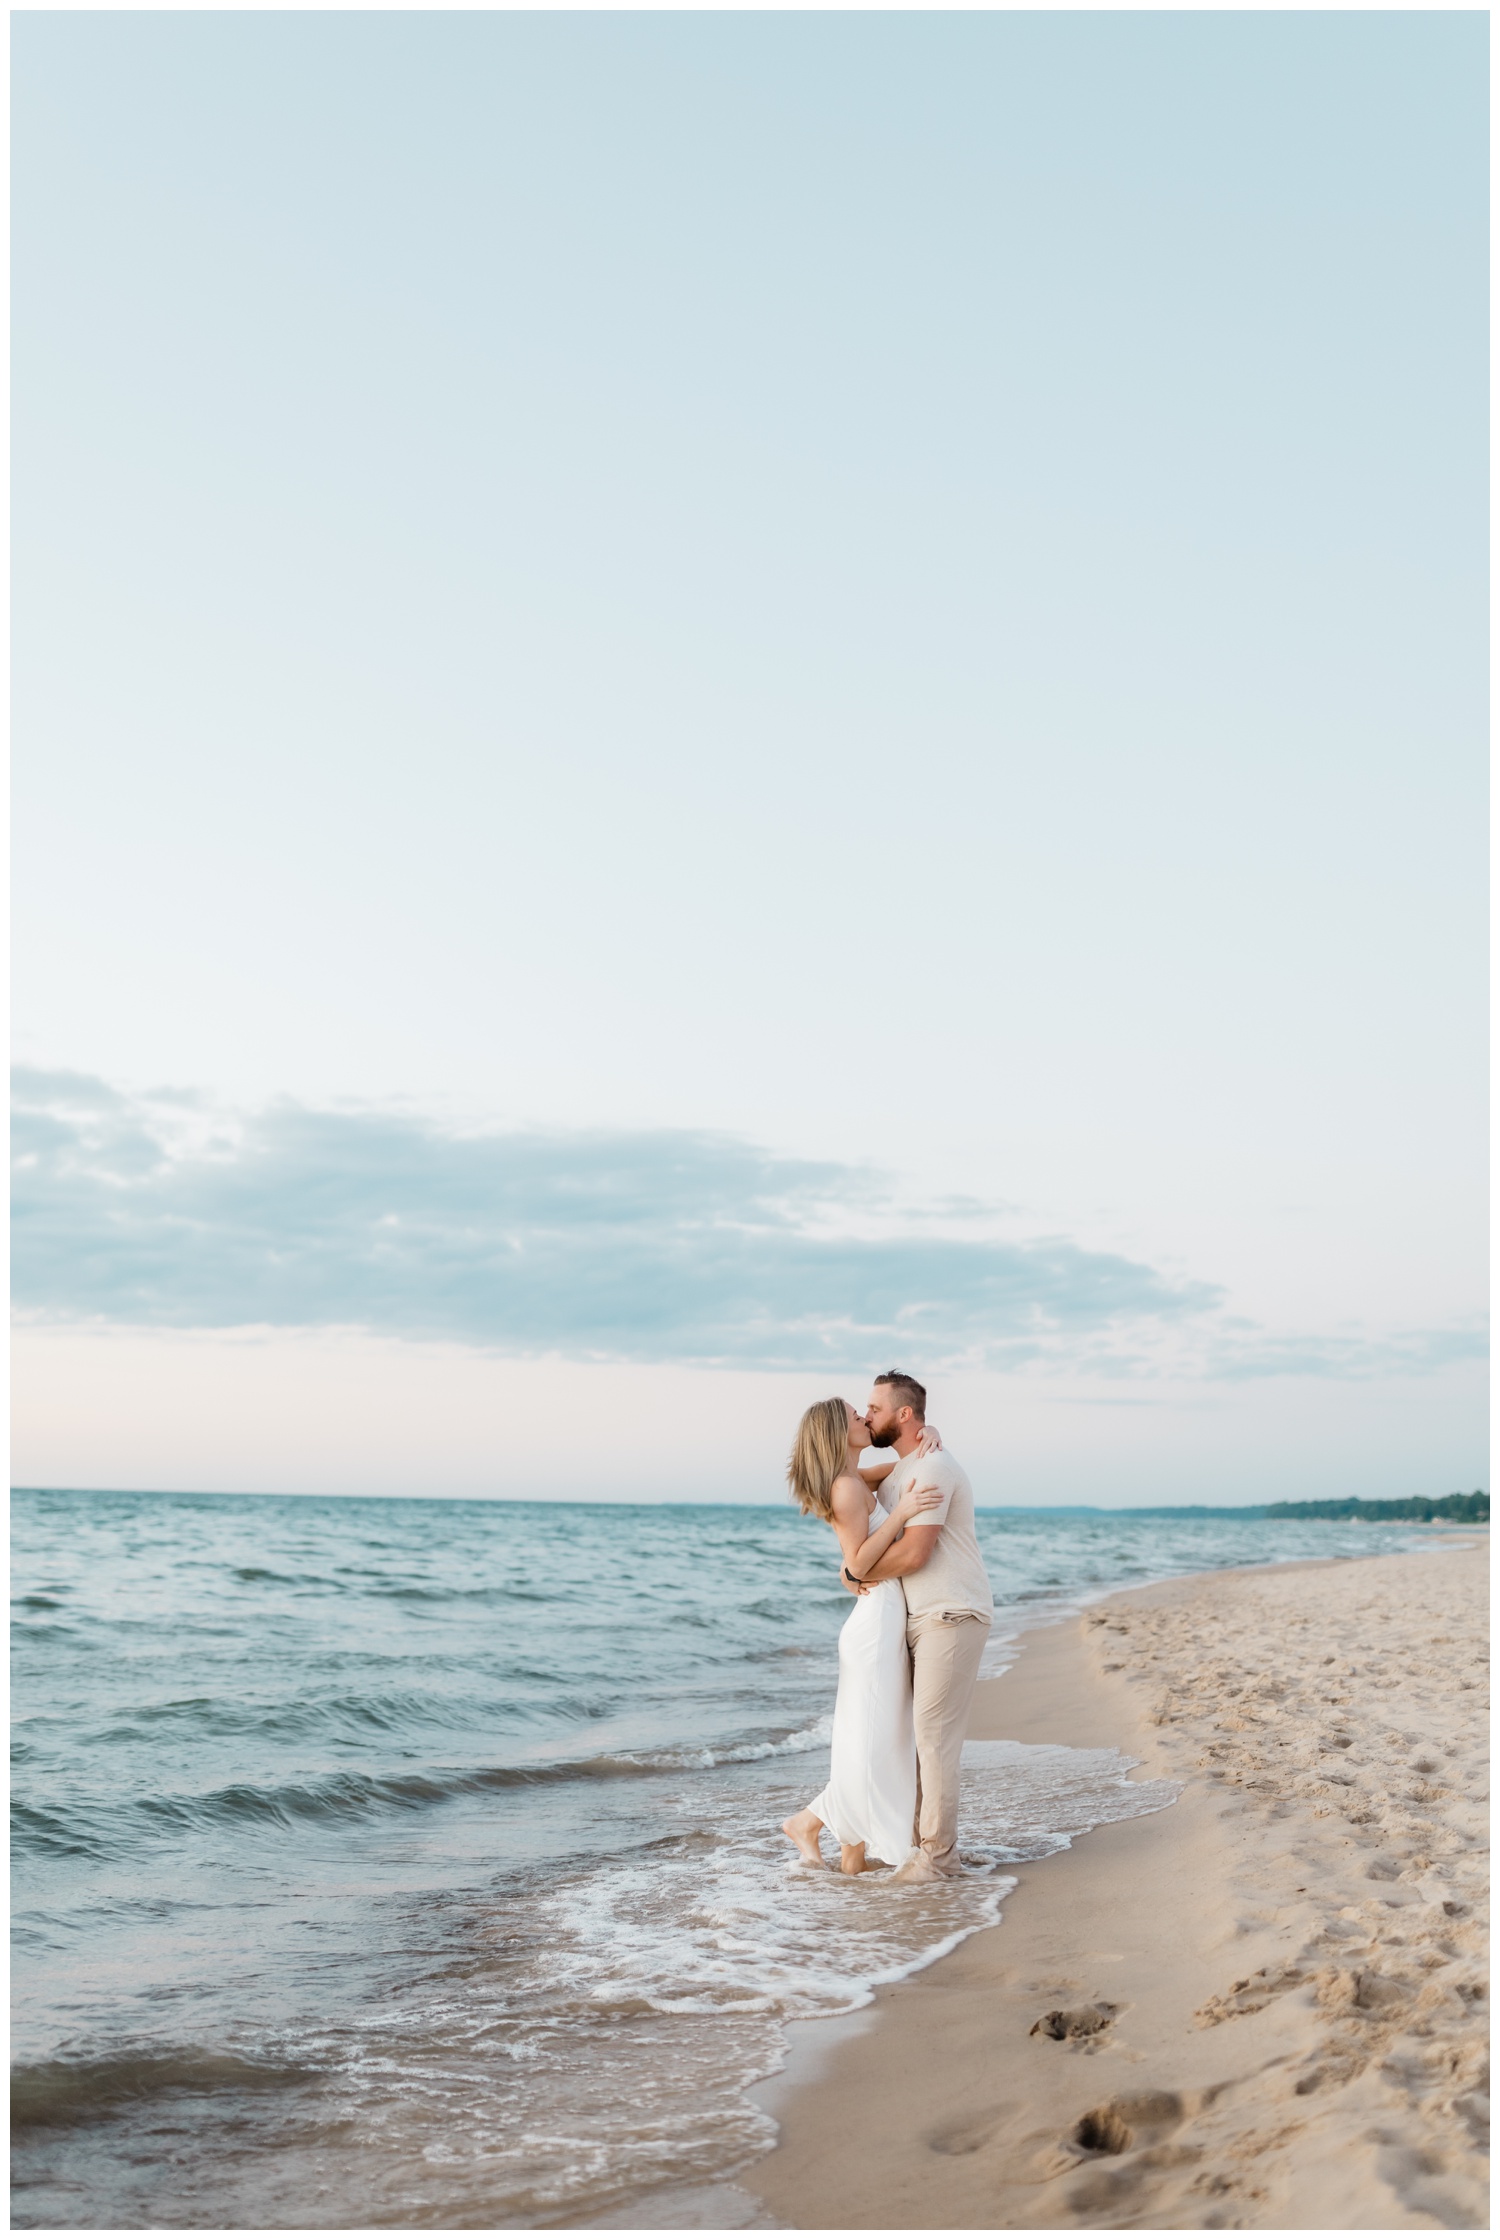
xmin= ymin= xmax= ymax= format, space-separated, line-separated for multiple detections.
xmin=906 ymin=1609 xmax=991 ymax=1874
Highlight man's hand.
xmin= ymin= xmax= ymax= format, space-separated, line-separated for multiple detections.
xmin=840 ymin=1565 xmax=871 ymax=1596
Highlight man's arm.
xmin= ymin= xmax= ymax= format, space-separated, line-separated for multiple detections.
xmin=853 ymin=1523 xmax=940 ymax=1583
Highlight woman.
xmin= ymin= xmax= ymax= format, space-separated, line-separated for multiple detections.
xmin=780 ymin=1398 xmax=944 ymax=1874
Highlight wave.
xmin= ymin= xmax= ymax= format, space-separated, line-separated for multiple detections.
xmin=12 ymin=1719 xmax=834 ymax=1855
xmin=337 ymin=1579 xmax=569 ymax=1605
xmin=12 ymin=2047 xmax=318 ymax=2131
xmin=11 ymin=1802 xmax=117 ymax=1861
xmin=218 ymin=1564 xmax=580 ymax=1605
xmin=86 ymin=1685 xmax=605 ymax=1746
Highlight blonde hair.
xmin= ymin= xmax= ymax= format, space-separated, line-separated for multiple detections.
xmin=787 ymin=1397 xmax=853 ymax=1521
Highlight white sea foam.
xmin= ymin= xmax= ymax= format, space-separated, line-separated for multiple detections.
xmin=602 ymin=1712 xmax=834 ymax=1773
xmin=304 ymin=1739 xmax=1178 ymax=2220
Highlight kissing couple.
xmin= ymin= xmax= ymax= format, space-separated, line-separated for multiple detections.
xmin=781 ymin=1371 xmax=995 ymax=1881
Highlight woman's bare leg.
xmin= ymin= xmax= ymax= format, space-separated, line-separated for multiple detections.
xmin=838 ymin=1841 xmax=868 ymax=1876
xmin=781 ymin=1809 xmax=827 ymax=1865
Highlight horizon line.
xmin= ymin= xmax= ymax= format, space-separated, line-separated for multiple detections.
xmin=13 ymin=1485 xmax=1483 ymax=1514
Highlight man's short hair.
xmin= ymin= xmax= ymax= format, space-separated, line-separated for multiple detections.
xmin=874 ymin=1370 xmax=927 ymax=1421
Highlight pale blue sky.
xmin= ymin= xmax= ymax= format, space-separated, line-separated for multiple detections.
xmin=12 ymin=11 xmax=1487 ymax=1502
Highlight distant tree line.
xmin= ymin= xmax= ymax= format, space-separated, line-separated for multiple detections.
xmin=1262 ymin=1492 xmax=1488 ymax=1523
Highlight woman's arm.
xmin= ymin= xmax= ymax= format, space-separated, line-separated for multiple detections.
xmin=830 ymin=1475 xmax=945 ymax=1580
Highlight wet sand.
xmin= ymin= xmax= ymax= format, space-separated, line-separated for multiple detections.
xmin=745 ymin=1534 xmax=1488 ymax=2230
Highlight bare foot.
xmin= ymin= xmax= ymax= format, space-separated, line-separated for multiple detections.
xmin=839 ymin=1842 xmax=868 ymax=1876
xmin=781 ymin=1811 xmax=826 ymax=1866
xmin=892 ymin=1851 xmax=944 ymax=1884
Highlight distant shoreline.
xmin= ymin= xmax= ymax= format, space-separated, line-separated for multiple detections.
xmin=11 ymin=1483 xmax=1488 ymax=1522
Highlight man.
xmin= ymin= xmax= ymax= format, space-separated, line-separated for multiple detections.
xmin=843 ymin=1370 xmax=993 ymax=1881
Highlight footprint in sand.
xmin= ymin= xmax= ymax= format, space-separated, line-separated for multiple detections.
xmin=1194 ymin=1964 xmax=1306 ymax=2026
xmin=1061 ymin=2092 xmax=1209 ymax=2214
xmin=1070 ymin=2088 xmax=1189 ymax=2155
xmin=1030 ymin=2002 xmax=1120 ymax=2042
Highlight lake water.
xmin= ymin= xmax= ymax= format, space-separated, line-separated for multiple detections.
xmin=11 ymin=1489 xmax=1425 ymax=2227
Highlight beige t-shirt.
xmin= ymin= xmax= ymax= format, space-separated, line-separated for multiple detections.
xmin=883 ymin=1447 xmax=994 ymax=1622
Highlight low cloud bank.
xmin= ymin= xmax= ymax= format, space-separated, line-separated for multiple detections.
xmin=12 ymin=1071 xmax=1483 ymax=1380
xmin=13 ymin=1069 xmax=1214 ymax=1369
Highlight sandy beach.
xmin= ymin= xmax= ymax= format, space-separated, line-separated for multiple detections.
xmin=746 ymin=1535 xmax=1489 ymax=2231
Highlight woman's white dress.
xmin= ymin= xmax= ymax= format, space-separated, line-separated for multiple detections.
xmin=803 ymin=1497 xmax=918 ymax=1867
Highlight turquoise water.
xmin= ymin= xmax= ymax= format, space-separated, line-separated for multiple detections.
xmin=11 ymin=1490 xmax=1424 ymax=2226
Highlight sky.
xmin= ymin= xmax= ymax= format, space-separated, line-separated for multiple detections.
xmin=12 ymin=10 xmax=1488 ymax=1506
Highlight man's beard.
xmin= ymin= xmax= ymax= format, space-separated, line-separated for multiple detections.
xmin=866 ymin=1425 xmax=897 ymax=1449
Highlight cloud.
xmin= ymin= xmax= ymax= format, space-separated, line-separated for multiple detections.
xmin=12 ymin=1068 xmax=1220 ymax=1371
xmin=13 ymin=1071 xmax=1484 ymax=1381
